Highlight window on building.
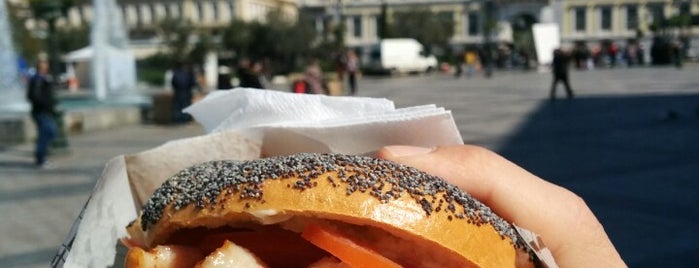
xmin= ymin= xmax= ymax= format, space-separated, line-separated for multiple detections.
xmin=372 ymin=15 xmax=378 ymax=38
xmin=175 ymin=3 xmax=182 ymax=18
xmin=468 ymin=12 xmax=479 ymax=35
xmin=438 ymin=11 xmax=453 ymax=34
xmin=196 ymin=1 xmax=204 ymax=21
xmin=352 ymin=16 xmax=362 ymax=38
xmin=229 ymin=1 xmax=236 ymax=19
xmin=574 ymin=7 xmax=586 ymax=32
xmin=68 ymin=7 xmax=80 ymax=26
xmin=141 ymin=4 xmax=152 ymax=24
xmin=315 ymin=17 xmax=324 ymax=34
xmin=126 ymin=5 xmax=138 ymax=26
xmin=149 ymin=4 xmax=156 ymax=22
xmin=163 ymin=3 xmax=170 ymax=19
xmin=156 ymin=4 xmax=167 ymax=21
xmin=212 ymin=2 xmax=219 ymax=22
xmin=679 ymin=2 xmax=690 ymax=16
xmin=600 ymin=6 xmax=612 ymax=30
xmin=134 ymin=5 xmax=142 ymax=26
xmin=79 ymin=6 xmax=86 ymax=23
xmin=649 ymin=4 xmax=664 ymax=25
xmin=121 ymin=6 xmax=128 ymax=25
xmin=626 ymin=5 xmax=638 ymax=30
xmin=82 ymin=6 xmax=92 ymax=22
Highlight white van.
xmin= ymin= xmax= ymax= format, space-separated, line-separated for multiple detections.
xmin=366 ymin=38 xmax=438 ymax=74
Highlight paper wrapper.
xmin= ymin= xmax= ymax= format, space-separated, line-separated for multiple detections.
xmin=52 ymin=88 xmax=556 ymax=267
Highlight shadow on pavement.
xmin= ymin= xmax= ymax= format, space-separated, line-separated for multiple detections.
xmin=0 ymin=247 xmax=57 ymax=268
xmin=0 ymin=160 xmax=36 ymax=169
xmin=496 ymin=93 xmax=699 ymax=267
xmin=0 ymin=181 xmax=95 ymax=204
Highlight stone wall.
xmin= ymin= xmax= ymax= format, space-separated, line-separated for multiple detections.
xmin=0 ymin=106 xmax=143 ymax=145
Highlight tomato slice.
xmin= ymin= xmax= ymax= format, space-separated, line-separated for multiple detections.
xmin=301 ymin=224 xmax=403 ymax=268
xmin=168 ymin=226 xmax=327 ymax=267
xmin=120 ymin=237 xmax=147 ymax=249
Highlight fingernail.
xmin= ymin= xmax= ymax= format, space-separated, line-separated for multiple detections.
xmin=384 ymin=146 xmax=434 ymax=157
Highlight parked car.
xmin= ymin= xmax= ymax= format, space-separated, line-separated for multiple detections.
xmin=365 ymin=38 xmax=438 ymax=74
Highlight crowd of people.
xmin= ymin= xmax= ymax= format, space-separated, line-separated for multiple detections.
xmin=452 ymin=37 xmax=690 ymax=74
xmin=453 ymin=48 xmax=495 ymax=78
xmin=167 ymin=37 xmax=691 ymax=125
xmin=571 ymin=41 xmax=646 ymax=69
xmin=567 ymin=37 xmax=689 ymax=70
xmin=454 ymin=44 xmax=532 ymax=75
xmin=291 ymin=49 xmax=361 ymax=95
xmin=167 ymin=49 xmax=364 ymax=123
xmin=333 ymin=49 xmax=360 ymax=95
xmin=211 ymin=49 xmax=361 ymax=96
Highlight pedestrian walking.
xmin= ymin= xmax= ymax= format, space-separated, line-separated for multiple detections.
xmin=672 ymin=40 xmax=683 ymax=69
xmin=26 ymin=59 xmax=58 ymax=168
xmin=608 ymin=42 xmax=618 ymax=67
xmin=453 ymin=50 xmax=464 ymax=78
xmin=216 ymin=66 xmax=233 ymax=90
xmin=171 ymin=61 xmax=198 ymax=123
xmin=464 ymin=50 xmax=478 ymax=78
xmin=346 ymin=50 xmax=359 ymax=95
xmin=304 ymin=59 xmax=325 ymax=94
xmin=250 ymin=61 xmax=264 ymax=89
xmin=237 ymin=58 xmax=263 ymax=89
xmin=549 ymin=48 xmax=575 ymax=100
xmin=335 ymin=49 xmax=348 ymax=83
xmin=479 ymin=45 xmax=493 ymax=78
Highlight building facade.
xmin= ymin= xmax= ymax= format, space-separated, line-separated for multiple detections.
xmin=558 ymin=0 xmax=698 ymax=61
xmin=559 ymin=0 xmax=697 ymax=42
xmin=63 ymin=0 xmax=297 ymax=29
xmin=301 ymin=0 xmax=697 ymax=62
xmin=299 ymin=0 xmax=547 ymax=51
xmin=16 ymin=0 xmax=697 ymax=62
xmin=57 ymin=0 xmax=297 ymax=58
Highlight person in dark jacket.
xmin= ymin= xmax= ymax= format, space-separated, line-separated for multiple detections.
xmin=26 ymin=60 xmax=58 ymax=167
xmin=216 ymin=66 xmax=233 ymax=90
xmin=237 ymin=58 xmax=263 ymax=89
xmin=346 ymin=49 xmax=359 ymax=95
xmin=479 ymin=45 xmax=493 ymax=78
xmin=549 ymin=48 xmax=575 ymax=100
xmin=171 ymin=61 xmax=198 ymax=123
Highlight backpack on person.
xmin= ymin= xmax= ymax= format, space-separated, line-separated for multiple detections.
xmin=291 ymin=79 xmax=310 ymax=94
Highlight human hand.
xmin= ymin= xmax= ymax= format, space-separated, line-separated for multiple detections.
xmin=376 ymin=145 xmax=626 ymax=268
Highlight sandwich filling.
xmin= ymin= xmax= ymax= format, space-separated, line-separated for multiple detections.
xmin=127 ymin=153 xmax=534 ymax=267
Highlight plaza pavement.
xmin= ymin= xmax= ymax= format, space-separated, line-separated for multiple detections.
xmin=0 ymin=123 xmax=206 ymax=268
xmin=1 ymin=65 xmax=698 ymax=267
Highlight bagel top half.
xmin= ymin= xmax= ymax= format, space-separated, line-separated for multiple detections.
xmin=127 ymin=153 xmax=536 ymax=267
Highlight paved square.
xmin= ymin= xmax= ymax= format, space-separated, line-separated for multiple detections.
xmin=1 ymin=65 xmax=697 ymax=267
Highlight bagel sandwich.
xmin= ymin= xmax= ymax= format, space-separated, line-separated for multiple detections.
xmin=124 ymin=153 xmax=538 ymax=267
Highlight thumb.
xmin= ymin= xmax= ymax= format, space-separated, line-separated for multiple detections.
xmin=376 ymin=145 xmax=625 ymax=268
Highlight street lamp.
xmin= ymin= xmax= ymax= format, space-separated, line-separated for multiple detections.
xmin=482 ymin=0 xmax=497 ymax=78
xmin=31 ymin=0 xmax=70 ymax=151
xmin=378 ymin=0 xmax=388 ymax=39
xmin=32 ymin=0 xmax=63 ymax=82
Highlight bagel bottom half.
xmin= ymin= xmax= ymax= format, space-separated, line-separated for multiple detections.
xmin=125 ymin=153 xmax=537 ymax=267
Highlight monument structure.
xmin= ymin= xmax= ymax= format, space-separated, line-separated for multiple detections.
xmin=1 ymin=0 xmax=140 ymax=144
xmin=0 ymin=0 xmax=26 ymax=112
xmin=90 ymin=0 xmax=136 ymax=101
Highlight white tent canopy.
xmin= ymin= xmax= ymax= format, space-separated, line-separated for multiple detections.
xmin=62 ymin=45 xmax=136 ymax=95
xmin=62 ymin=46 xmax=94 ymax=62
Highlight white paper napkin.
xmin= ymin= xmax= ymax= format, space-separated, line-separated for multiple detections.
xmin=185 ymin=88 xmax=464 ymax=154
xmin=185 ymin=88 xmax=397 ymax=133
